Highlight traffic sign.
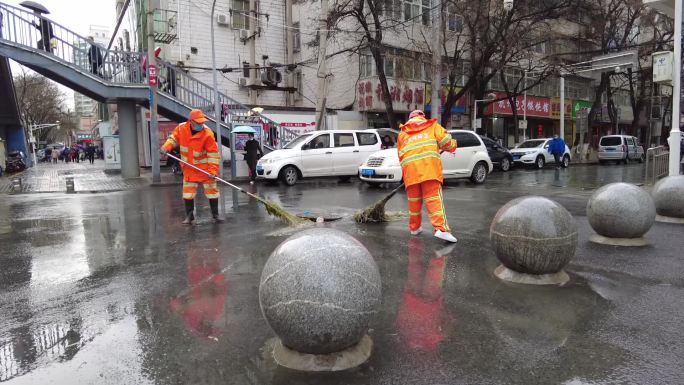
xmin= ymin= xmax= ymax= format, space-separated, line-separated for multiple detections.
xmin=149 ymin=64 xmax=157 ymax=87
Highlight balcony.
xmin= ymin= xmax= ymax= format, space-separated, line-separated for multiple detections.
xmin=153 ymin=9 xmax=178 ymax=44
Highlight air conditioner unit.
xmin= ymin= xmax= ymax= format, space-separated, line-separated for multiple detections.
xmin=238 ymin=78 xmax=248 ymax=87
xmin=239 ymin=29 xmax=250 ymax=40
xmin=216 ymin=13 xmax=229 ymax=26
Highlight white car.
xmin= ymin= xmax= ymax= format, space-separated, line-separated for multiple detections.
xmin=358 ymin=130 xmax=493 ymax=185
xmin=509 ymin=138 xmax=571 ymax=169
xmin=257 ymin=129 xmax=382 ymax=185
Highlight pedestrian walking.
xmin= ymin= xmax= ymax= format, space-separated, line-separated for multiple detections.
xmin=244 ymin=133 xmax=263 ymax=184
xmin=61 ymin=147 xmax=69 ymax=162
xmin=549 ymin=134 xmax=566 ymax=169
xmin=33 ymin=13 xmax=54 ymax=53
xmin=44 ymin=147 xmax=52 ymax=163
xmin=87 ymin=37 xmax=103 ymax=77
xmin=160 ymin=109 xmax=223 ymax=224
xmin=397 ymin=110 xmax=458 ymax=243
xmin=51 ymin=147 xmax=59 ymax=163
xmin=85 ymin=145 xmax=96 ymax=164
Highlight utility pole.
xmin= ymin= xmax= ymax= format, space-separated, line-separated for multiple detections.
xmin=210 ymin=0 xmax=224 ymax=180
xmin=430 ymin=1 xmax=441 ymax=124
xmin=147 ymin=0 xmax=160 ymax=183
xmin=315 ymin=0 xmax=329 ymax=130
xmin=668 ymin=0 xmax=681 ymax=176
xmin=286 ymin=0 xmax=294 ymax=106
xmin=249 ymin=0 xmax=257 ymax=105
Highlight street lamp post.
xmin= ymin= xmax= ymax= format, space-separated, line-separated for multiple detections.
xmin=668 ymin=0 xmax=681 ymax=175
xmin=472 ymin=94 xmax=496 ymax=133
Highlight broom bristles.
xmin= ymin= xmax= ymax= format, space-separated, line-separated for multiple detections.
xmin=354 ymin=184 xmax=404 ymax=223
xmin=260 ymin=197 xmax=308 ymax=226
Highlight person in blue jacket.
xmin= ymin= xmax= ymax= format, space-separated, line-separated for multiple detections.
xmin=549 ymin=135 xmax=566 ymax=169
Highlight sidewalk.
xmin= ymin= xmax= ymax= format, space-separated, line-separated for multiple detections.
xmin=0 ymin=160 xmax=182 ymax=194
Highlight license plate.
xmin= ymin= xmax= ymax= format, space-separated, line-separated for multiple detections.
xmin=605 ymin=148 xmax=615 ymax=151
xmin=361 ymin=168 xmax=375 ymax=177
xmin=256 ymin=165 xmax=264 ymax=171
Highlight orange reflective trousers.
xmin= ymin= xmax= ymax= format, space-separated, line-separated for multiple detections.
xmin=406 ymin=180 xmax=449 ymax=232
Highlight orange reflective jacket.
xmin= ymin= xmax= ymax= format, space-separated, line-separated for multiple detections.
xmin=162 ymin=122 xmax=221 ymax=182
xmin=397 ymin=117 xmax=457 ymax=187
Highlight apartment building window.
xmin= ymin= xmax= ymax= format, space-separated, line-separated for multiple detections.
xmin=293 ymin=22 xmax=301 ymax=52
xmin=359 ymin=51 xmax=375 ymax=78
xmin=231 ymin=0 xmax=249 ymax=30
xmin=447 ymin=13 xmax=463 ymax=32
xmin=404 ymin=0 xmax=430 ymax=26
xmin=378 ymin=0 xmax=402 ymax=19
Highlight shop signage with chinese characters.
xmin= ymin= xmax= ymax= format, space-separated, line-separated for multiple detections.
xmin=486 ymin=92 xmax=551 ymax=118
xmin=358 ymin=78 xmax=425 ymax=112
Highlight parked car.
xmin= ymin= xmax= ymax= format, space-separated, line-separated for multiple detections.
xmin=509 ymin=138 xmax=571 ymax=169
xmin=598 ymin=135 xmax=644 ymax=164
xmin=480 ymin=136 xmax=513 ymax=171
xmin=256 ymin=129 xmax=382 ymax=185
xmin=358 ymin=130 xmax=493 ymax=185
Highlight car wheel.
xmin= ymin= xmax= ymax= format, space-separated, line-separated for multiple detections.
xmin=638 ymin=153 xmax=645 ymax=163
xmin=562 ymin=155 xmax=570 ymax=168
xmin=338 ymin=176 xmax=352 ymax=183
xmin=470 ymin=162 xmax=488 ymax=184
xmin=279 ymin=166 xmax=298 ymax=186
xmin=500 ymin=157 xmax=511 ymax=172
xmin=535 ymin=156 xmax=545 ymax=169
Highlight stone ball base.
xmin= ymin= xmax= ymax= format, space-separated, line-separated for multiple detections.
xmin=655 ymin=214 xmax=684 ymax=224
xmin=589 ymin=234 xmax=649 ymax=247
xmin=272 ymin=335 xmax=373 ymax=372
xmin=494 ymin=265 xmax=569 ymax=286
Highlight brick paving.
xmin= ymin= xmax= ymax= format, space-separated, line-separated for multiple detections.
xmin=0 ymin=160 xmax=182 ymax=194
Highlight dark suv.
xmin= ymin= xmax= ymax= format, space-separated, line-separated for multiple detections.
xmin=480 ymin=136 xmax=514 ymax=172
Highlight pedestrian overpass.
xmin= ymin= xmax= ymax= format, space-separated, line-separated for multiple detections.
xmin=0 ymin=2 xmax=298 ymax=177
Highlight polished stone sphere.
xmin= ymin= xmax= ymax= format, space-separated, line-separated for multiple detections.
xmin=490 ymin=196 xmax=577 ymax=275
xmin=587 ymin=183 xmax=655 ymax=238
xmin=652 ymin=175 xmax=684 ymax=218
xmin=259 ymin=228 xmax=382 ymax=354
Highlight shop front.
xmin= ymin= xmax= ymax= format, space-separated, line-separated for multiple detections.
xmin=424 ymin=84 xmax=469 ymax=128
xmin=358 ymin=77 xmax=425 ymax=128
xmin=484 ymin=92 xmax=552 ymax=147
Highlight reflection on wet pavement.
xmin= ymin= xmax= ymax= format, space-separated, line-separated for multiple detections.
xmin=0 ymin=164 xmax=682 ymax=384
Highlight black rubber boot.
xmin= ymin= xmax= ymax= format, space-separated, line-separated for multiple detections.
xmin=209 ymin=198 xmax=224 ymax=223
xmin=182 ymin=199 xmax=195 ymax=225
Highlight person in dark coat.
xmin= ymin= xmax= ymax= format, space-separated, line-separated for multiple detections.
xmin=244 ymin=133 xmax=263 ymax=184
xmin=85 ymin=145 xmax=96 ymax=164
xmin=87 ymin=37 xmax=103 ymax=77
xmin=33 ymin=15 xmax=54 ymax=53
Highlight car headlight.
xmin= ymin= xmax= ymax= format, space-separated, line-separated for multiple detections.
xmin=262 ymin=158 xmax=280 ymax=164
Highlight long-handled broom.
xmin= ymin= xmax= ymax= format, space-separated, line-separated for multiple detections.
xmin=164 ymin=152 xmax=306 ymax=226
xmin=354 ymin=183 xmax=404 ymax=223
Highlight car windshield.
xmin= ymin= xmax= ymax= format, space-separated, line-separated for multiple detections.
xmin=283 ymin=134 xmax=312 ymax=149
xmin=517 ymin=140 xmax=546 ymax=149
xmin=600 ymin=137 xmax=622 ymax=146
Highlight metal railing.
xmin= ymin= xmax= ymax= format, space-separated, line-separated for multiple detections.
xmin=0 ymin=2 xmax=144 ymax=83
xmin=644 ymin=146 xmax=669 ymax=185
xmin=0 ymin=1 xmax=301 ymax=147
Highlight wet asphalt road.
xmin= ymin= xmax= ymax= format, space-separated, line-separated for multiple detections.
xmin=1 ymin=163 xmax=683 ymax=384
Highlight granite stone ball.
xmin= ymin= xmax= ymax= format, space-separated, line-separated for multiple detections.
xmin=490 ymin=196 xmax=577 ymax=275
xmin=587 ymin=183 xmax=655 ymax=238
xmin=259 ymin=228 xmax=382 ymax=354
xmin=652 ymin=175 xmax=684 ymax=218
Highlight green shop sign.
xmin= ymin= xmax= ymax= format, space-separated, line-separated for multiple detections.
xmin=572 ymin=100 xmax=593 ymax=119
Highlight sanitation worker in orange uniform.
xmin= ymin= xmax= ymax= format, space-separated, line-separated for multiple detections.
xmin=398 ymin=110 xmax=458 ymax=243
xmin=161 ymin=109 xmax=223 ymax=224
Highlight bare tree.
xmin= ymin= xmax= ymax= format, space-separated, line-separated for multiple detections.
xmin=437 ymin=0 xmax=572 ymax=136
xmin=13 ymin=70 xmax=71 ymax=142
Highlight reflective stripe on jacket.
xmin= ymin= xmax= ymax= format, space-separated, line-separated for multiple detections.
xmin=397 ymin=117 xmax=457 ymax=187
xmin=162 ymin=122 xmax=220 ymax=182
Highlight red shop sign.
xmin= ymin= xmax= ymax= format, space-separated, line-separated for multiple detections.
xmin=487 ymin=92 xmax=551 ymax=118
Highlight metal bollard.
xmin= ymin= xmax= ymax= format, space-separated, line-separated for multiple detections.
xmin=11 ymin=177 xmax=22 ymax=193
xmin=65 ymin=177 xmax=75 ymax=193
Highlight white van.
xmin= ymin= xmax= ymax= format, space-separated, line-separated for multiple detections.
xmin=256 ymin=129 xmax=382 ymax=185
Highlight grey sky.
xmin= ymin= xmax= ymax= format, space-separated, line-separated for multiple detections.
xmin=6 ymin=0 xmax=117 ymax=109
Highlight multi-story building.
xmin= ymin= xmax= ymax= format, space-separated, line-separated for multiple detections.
xmin=120 ymin=1 xmax=666 ymax=147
